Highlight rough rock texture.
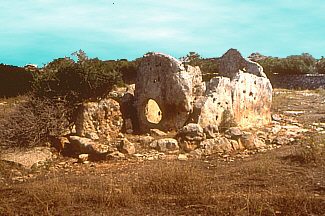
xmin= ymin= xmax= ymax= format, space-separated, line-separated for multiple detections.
xmin=177 ymin=123 xmax=205 ymax=142
xmin=68 ymin=136 xmax=111 ymax=155
xmin=0 ymin=147 xmax=52 ymax=168
xmin=149 ymin=138 xmax=179 ymax=152
xmin=218 ymin=48 xmax=267 ymax=79
xmin=231 ymin=72 xmax=272 ymax=128
xmin=134 ymin=49 xmax=272 ymax=132
xmin=75 ymin=98 xmax=123 ymax=141
xmin=134 ymin=52 xmax=204 ymax=132
xmin=119 ymin=138 xmax=136 ymax=155
xmin=194 ymin=77 xmax=233 ymax=128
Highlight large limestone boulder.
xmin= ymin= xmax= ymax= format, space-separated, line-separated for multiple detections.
xmin=75 ymin=98 xmax=123 ymax=141
xmin=134 ymin=52 xmax=204 ymax=132
xmin=190 ymin=49 xmax=272 ymax=129
xmin=231 ymin=71 xmax=272 ymax=128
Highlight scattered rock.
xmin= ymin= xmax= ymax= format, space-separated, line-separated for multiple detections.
xmin=138 ymin=135 xmax=155 ymax=145
xmin=177 ymin=154 xmax=188 ymax=161
xmin=150 ymin=138 xmax=179 ymax=153
xmin=200 ymin=137 xmax=233 ymax=154
xmin=226 ymin=127 xmax=243 ymax=139
xmin=203 ymin=125 xmax=219 ymax=138
xmin=177 ymin=123 xmax=205 ymax=141
xmin=119 ymin=138 xmax=136 ymax=155
xmin=150 ymin=128 xmax=167 ymax=137
xmin=0 ymin=147 xmax=52 ymax=169
xmin=78 ymin=154 xmax=89 ymax=163
xmin=272 ymin=114 xmax=282 ymax=121
xmin=229 ymin=139 xmax=245 ymax=151
xmin=240 ymin=133 xmax=266 ymax=150
xmin=107 ymin=151 xmax=125 ymax=160
xmin=68 ymin=136 xmax=110 ymax=155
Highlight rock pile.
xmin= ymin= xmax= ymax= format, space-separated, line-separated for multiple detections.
xmin=34 ymin=48 xmax=305 ymax=163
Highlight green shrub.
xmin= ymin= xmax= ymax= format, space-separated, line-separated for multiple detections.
xmin=0 ymin=64 xmax=33 ymax=97
xmin=33 ymin=54 xmax=122 ymax=104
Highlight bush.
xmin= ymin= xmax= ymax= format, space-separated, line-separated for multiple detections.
xmin=0 ymin=64 xmax=33 ymax=97
xmin=257 ymin=53 xmax=317 ymax=76
xmin=32 ymin=51 xmax=123 ymax=124
xmin=0 ymin=96 xmax=70 ymax=148
xmin=316 ymin=57 xmax=325 ymax=74
xmin=33 ymin=54 xmax=122 ymax=104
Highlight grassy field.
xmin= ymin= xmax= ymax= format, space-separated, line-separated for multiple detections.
xmin=0 ymin=89 xmax=324 ymax=215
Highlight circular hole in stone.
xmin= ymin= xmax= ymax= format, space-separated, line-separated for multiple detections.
xmin=145 ymin=99 xmax=162 ymax=124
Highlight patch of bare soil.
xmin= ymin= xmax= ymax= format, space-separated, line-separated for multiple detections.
xmin=0 ymin=89 xmax=324 ymax=216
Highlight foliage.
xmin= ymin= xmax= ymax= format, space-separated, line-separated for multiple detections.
xmin=33 ymin=52 xmax=122 ymax=104
xmin=0 ymin=96 xmax=70 ymax=148
xmin=316 ymin=57 xmax=325 ymax=74
xmin=0 ymin=64 xmax=33 ymax=97
xmin=257 ymin=53 xmax=317 ymax=76
xmin=181 ymin=52 xmax=220 ymax=81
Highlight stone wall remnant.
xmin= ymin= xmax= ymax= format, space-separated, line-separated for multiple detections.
xmin=134 ymin=49 xmax=272 ymax=132
xmin=75 ymin=98 xmax=123 ymax=141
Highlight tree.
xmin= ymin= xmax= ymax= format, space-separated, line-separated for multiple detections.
xmin=316 ymin=57 xmax=325 ymax=74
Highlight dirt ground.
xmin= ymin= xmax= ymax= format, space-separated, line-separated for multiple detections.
xmin=0 ymin=89 xmax=324 ymax=216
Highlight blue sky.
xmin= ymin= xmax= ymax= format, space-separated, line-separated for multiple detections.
xmin=0 ymin=0 xmax=324 ymax=66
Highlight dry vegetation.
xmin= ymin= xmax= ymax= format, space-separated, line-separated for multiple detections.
xmin=0 ymin=89 xmax=324 ymax=215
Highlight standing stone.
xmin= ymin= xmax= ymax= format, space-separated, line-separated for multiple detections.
xmin=75 ymin=98 xmax=123 ymax=141
xmin=134 ymin=52 xmax=204 ymax=132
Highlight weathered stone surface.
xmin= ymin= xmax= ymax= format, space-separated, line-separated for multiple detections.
xmin=107 ymin=151 xmax=125 ymax=160
xmin=229 ymin=139 xmax=245 ymax=151
xmin=78 ymin=154 xmax=89 ymax=163
xmin=68 ymin=136 xmax=110 ymax=155
xmin=135 ymin=52 xmax=204 ymax=132
xmin=0 ymin=147 xmax=52 ymax=169
xmin=218 ymin=48 xmax=267 ymax=79
xmin=150 ymin=128 xmax=167 ymax=137
xmin=119 ymin=138 xmax=136 ymax=155
xmin=200 ymin=137 xmax=233 ymax=154
xmin=149 ymin=138 xmax=179 ymax=152
xmin=75 ymin=98 xmax=123 ymax=141
xmin=203 ymin=125 xmax=219 ymax=139
xmin=240 ymin=133 xmax=266 ymax=150
xmin=226 ymin=127 xmax=243 ymax=138
xmin=195 ymin=77 xmax=233 ymax=128
xmin=132 ymin=49 xmax=272 ymax=136
xmin=231 ymin=71 xmax=272 ymax=128
xmin=138 ymin=135 xmax=155 ymax=145
xmin=177 ymin=123 xmax=205 ymax=141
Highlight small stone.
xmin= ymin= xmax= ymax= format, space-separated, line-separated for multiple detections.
xmin=226 ymin=127 xmax=243 ymax=138
xmin=272 ymin=114 xmax=282 ymax=121
xmin=178 ymin=154 xmax=188 ymax=161
xmin=119 ymin=138 xmax=136 ymax=155
xmin=150 ymin=138 xmax=179 ymax=152
xmin=107 ymin=151 xmax=125 ymax=160
xmin=78 ymin=154 xmax=89 ymax=163
xmin=150 ymin=129 xmax=167 ymax=136
xmin=203 ymin=125 xmax=219 ymax=139
xmin=117 ymin=133 xmax=125 ymax=138
xmin=177 ymin=123 xmax=205 ymax=141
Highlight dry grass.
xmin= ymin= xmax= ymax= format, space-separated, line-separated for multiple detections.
xmin=0 ymin=152 xmax=324 ymax=215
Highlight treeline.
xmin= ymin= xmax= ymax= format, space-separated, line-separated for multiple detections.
xmin=183 ymin=52 xmax=325 ymax=80
xmin=1 ymin=51 xmax=324 ymax=98
xmin=0 ymin=51 xmax=138 ymax=98
xmin=0 ymin=64 xmax=33 ymax=97
xmin=255 ymin=53 xmax=325 ymax=75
